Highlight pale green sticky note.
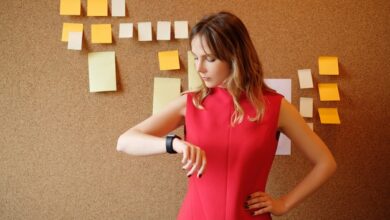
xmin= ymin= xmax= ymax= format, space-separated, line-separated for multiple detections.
xmin=60 ymin=0 xmax=80 ymax=15
xmin=87 ymin=0 xmax=108 ymax=16
xmin=187 ymin=51 xmax=202 ymax=90
xmin=153 ymin=77 xmax=181 ymax=115
xmin=88 ymin=51 xmax=116 ymax=92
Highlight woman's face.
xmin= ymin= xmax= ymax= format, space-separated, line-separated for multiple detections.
xmin=191 ymin=35 xmax=231 ymax=88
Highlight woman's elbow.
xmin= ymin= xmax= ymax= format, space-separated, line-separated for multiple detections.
xmin=116 ymin=134 xmax=128 ymax=153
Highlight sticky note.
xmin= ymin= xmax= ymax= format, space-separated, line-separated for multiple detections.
xmin=158 ymin=50 xmax=180 ymax=70
xmin=111 ymin=0 xmax=125 ymax=17
xmin=318 ymin=108 xmax=341 ymax=124
xmin=157 ymin=21 xmax=171 ymax=41
xmin=299 ymin=97 xmax=313 ymax=118
xmin=88 ymin=51 xmax=116 ymax=92
xmin=318 ymin=56 xmax=339 ymax=75
xmin=87 ymin=0 xmax=108 ymax=16
xmin=174 ymin=21 xmax=188 ymax=39
xmin=119 ymin=23 xmax=133 ymax=38
xmin=138 ymin=22 xmax=152 ymax=41
xmin=153 ymin=77 xmax=181 ymax=114
xmin=67 ymin=32 xmax=83 ymax=50
xmin=60 ymin=0 xmax=80 ymax=15
xmin=297 ymin=69 xmax=313 ymax=89
xmin=318 ymin=83 xmax=340 ymax=101
xmin=91 ymin=24 xmax=112 ymax=43
xmin=264 ymin=78 xmax=292 ymax=155
xmin=188 ymin=51 xmax=202 ymax=90
xmin=307 ymin=122 xmax=314 ymax=130
xmin=62 ymin=23 xmax=83 ymax=42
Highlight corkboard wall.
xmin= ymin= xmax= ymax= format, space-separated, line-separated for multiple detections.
xmin=1 ymin=0 xmax=389 ymax=219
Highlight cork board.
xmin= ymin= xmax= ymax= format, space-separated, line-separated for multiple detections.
xmin=1 ymin=0 xmax=389 ymax=219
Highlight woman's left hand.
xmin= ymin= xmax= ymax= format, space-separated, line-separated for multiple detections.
xmin=245 ymin=191 xmax=289 ymax=216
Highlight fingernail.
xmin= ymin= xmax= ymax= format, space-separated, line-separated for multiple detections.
xmin=187 ymin=174 xmax=192 ymax=178
xmin=246 ymin=195 xmax=251 ymax=200
xmin=198 ymin=174 xmax=202 ymax=178
xmin=244 ymin=204 xmax=249 ymax=209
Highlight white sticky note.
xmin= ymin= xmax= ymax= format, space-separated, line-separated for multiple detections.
xmin=307 ymin=122 xmax=314 ymax=130
xmin=300 ymin=97 xmax=313 ymax=118
xmin=119 ymin=23 xmax=133 ymax=38
xmin=67 ymin=32 xmax=83 ymax=50
xmin=88 ymin=51 xmax=116 ymax=92
xmin=264 ymin=78 xmax=292 ymax=155
xmin=157 ymin=21 xmax=171 ymax=40
xmin=138 ymin=22 xmax=152 ymax=41
xmin=111 ymin=0 xmax=125 ymax=17
xmin=153 ymin=77 xmax=181 ymax=115
xmin=174 ymin=21 xmax=188 ymax=39
xmin=297 ymin=69 xmax=313 ymax=89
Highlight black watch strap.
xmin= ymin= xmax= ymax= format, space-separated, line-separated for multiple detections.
xmin=166 ymin=134 xmax=181 ymax=154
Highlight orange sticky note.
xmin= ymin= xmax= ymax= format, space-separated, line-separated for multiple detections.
xmin=158 ymin=50 xmax=180 ymax=70
xmin=60 ymin=0 xmax=80 ymax=15
xmin=318 ymin=56 xmax=339 ymax=75
xmin=318 ymin=108 xmax=341 ymax=124
xmin=318 ymin=83 xmax=340 ymax=101
xmin=62 ymin=23 xmax=83 ymax=42
xmin=91 ymin=24 xmax=112 ymax=43
xmin=87 ymin=0 xmax=108 ymax=16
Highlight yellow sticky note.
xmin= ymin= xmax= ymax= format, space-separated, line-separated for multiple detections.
xmin=318 ymin=83 xmax=340 ymax=101
xmin=62 ymin=23 xmax=83 ymax=42
xmin=188 ymin=51 xmax=202 ymax=90
xmin=318 ymin=108 xmax=341 ymax=124
xmin=87 ymin=0 xmax=108 ymax=16
xmin=60 ymin=0 xmax=80 ymax=15
xmin=318 ymin=56 xmax=339 ymax=75
xmin=91 ymin=24 xmax=112 ymax=43
xmin=158 ymin=50 xmax=180 ymax=70
xmin=153 ymin=77 xmax=181 ymax=115
xmin=88 ymin=51 xmax=116 ymax=92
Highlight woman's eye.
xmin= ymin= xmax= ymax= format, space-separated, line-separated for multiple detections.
xmin=206 ymin=57 xmax=216 ymax=62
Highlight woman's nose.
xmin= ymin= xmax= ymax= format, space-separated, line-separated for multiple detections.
xmin=196 ymin=60 xmax=206 ymax=73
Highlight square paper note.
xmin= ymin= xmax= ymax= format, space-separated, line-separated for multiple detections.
xmin=88 ymin=51 xmax=116 ymax=92
xmin=60 ymin=0 xmax=81 ymax=15
xmin=297 ymin=69 xmax=313 ymax=89
xmin=91 ymin=24 xmax=112 ymax=43
xmin=174 ymin=21 xmax=188 ymax=39
xmin=138 ymin=22 xmax=152 ymax=41
xmin=87 ymin=0 xmax=108 ymax=16
xmin=318 ymin=56 xmax=339 ymax=75
xmin=119 ymin=23 xmax=133 ymax=38
xmin=318 ymin=108 xmax=341 ymax=124
xmin=62 ymin=23 xmax=83 ymax=41
xmin=157 ymin=21 xmax=171 ymax=40
xmin=158 ymin=50 xmax=180 ymax=70
xmin=318 ymin=83 xmax=340 ymax=101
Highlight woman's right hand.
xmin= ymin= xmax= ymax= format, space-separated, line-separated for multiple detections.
xmin=173 ymin=139 xmax=207 ymax=178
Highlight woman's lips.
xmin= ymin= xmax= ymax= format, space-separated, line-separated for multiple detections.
xmin=202 ymin=77 xmax=210 ymax=81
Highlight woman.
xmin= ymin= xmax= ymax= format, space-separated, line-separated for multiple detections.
xmin=117 ymin=11 xmax=337 ymax=219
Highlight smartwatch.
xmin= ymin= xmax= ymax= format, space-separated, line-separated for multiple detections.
xmin=166 ymin=134 xmax=181 ymax=154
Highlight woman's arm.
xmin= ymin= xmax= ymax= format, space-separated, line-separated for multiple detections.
xmin=116 ymin=94 xmax=187 ymax=156
xmin=247 ymin=98 xmax=337 ymax=216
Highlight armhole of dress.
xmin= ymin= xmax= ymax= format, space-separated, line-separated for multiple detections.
xmin=184 ymin=93 xmax=192 ymax=141
xmin=275 ymin=94 xmax=284 ymax=141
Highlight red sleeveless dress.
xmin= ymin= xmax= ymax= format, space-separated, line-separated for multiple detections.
xmin=178 ymin=87 xmax=283 ymax=220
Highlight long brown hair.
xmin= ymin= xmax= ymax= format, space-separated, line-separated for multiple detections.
xmin=188 ymin=11 xmax=272 ymax=126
